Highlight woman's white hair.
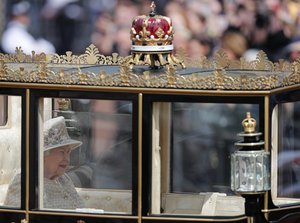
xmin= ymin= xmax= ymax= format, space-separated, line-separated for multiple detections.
xmin=44 ymin=150 xmax=50 ymax=156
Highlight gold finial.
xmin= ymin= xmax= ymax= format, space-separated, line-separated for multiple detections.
xmin=242 ymin=112 xmax=256 ymax=133
xmin=149 ymin=1 xmax=156 ymax=17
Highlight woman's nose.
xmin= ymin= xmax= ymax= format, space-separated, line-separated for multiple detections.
xmin=64 ymin=152 xmax=70 ymax=163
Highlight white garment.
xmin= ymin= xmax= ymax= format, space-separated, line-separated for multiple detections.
xmin=4 ymin=173 xmax=84 ymax=209
xmin=1 ymin=21 xmax=55 ymax=54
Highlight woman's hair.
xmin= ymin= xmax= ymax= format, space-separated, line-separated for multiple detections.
xmin=44 ymin=150 xmax=50 ymax=156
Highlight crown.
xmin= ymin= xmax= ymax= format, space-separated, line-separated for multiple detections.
xmin=131 ymin=2 xmax=173 ymax=48
xmin=57 ymin=98 xmax=71 ymax=111
xmin=242 ymin=112 xmax=256 ymax=133
xmin=129 ymin=1 xmax=185 ymax=68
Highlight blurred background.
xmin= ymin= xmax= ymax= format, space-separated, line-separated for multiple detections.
xmin=1 ymin=0 xmax=300 ymax=62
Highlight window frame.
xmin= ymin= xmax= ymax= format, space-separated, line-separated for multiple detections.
xmin=0 ymin=88 xmax=26 ymax=213
xmin=270 ymin=90 xmax=300 ymax=206
xmin=142 ymin=94 xmax=265 ymax=217
xmin=29 ymin=89 xmax=139 ymax=216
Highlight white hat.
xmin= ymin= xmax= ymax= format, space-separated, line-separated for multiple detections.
xmin=43 ymin=116 xmax=82 ymax=151
xmin=285 ymin=41 xmax=300 ymax=54
xmin=11 ymin=1 xmax=31 ymax=16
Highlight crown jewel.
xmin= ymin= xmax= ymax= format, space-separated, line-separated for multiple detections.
xmin=130 ymin=2 xmax=173 ymax=47
xmin=129 ymin=1 xmax=185 ymax=68
xmin=242 ymin=112 xmax=256 ymax=133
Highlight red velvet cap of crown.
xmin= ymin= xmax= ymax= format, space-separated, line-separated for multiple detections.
xmin=130 ymin=2 xmax=174 ymax=52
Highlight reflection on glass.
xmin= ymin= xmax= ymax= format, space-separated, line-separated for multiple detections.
xmin=277 ymin=102 xmax=300 ymax=199
xmin=0 ymin=96 xmax=22 ymax=208
xmin=40 ymin=98 xmax=132 ymax=213
xmin=153 ymin=102 xmax=259 ymax=216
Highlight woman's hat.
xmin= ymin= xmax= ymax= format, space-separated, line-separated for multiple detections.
xmin=43 ymin=116 xmax=82 ymax=151
xmin=11 ymin=1 xmax=31 ymax=17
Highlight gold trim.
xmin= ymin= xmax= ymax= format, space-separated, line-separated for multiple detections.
xmin=264 ymin=96 xmax=269 ymax=152
xmin=247 ymin=217 xmax=254 ymax=223
xmin=0 ymin=82 xmax=272 ymax=96
xmin=264 ymin=192 xmax=269 ymax=220
xmin=264 ymin=96 xmax=269 ymax=221
xmin=138 ymin=93 xmax=143 ymax=223
xmin=262 ymin=203 xmax=300 ymax=213
xmin=142 ymin=216 xmax=248 ymax=222
xmin=0 ymin=47 xmax=47 ymax=63
xmin=27 ymin=210 xmax=138 ymax=219
xmin=26 ymin=89 xmax=30 ymax=221
xmin=283 ymin=57 xmax=300 ymax=86
xmin=48 ymin=44 xmax=126 ymax=65
xmin=0 ymin=209 xmax=26 ymax=213
xmin=0 ymin=46 xmax=297 ymax=90
xmin=0 ymin=61 xmax=281 ymax=90
xmin=269 ymin=84 xmax=300 ymax=94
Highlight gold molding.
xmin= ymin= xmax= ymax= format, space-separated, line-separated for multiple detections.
xmin=0 ymin=45 xmax=299 ymax=90
xmin=27 ymin=210 xmax=138 ymax=219
xmin=142 ymin=216 xmax=248 ymax=222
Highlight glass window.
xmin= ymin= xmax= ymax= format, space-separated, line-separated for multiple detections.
xmin=39 ymin=97 xmax=132 ymax=213
xmin=273 ymin=102 xmax=300 ymax=205
xmin=151 ymin=102 xmax=259 ymax=216
xmin=0 ymin=96 xmax=22 ymax=208
xmin=0 ymin=95 xmax=8 ymax=126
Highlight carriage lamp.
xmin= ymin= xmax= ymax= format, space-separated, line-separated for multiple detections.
xmin=231 ymin=112 xmax=270 ymax=222
xmin=231 ymin=150 xmax=269 ymax=193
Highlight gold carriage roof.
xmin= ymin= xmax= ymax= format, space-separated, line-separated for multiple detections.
xmin=0 ymin=44 xmax=298 ymax=91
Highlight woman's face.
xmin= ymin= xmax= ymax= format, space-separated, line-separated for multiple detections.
xmin=44 ymin=145 xmax=72 ymax=180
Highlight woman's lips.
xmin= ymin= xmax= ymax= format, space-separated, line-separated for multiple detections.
xmin=59 ymin=164 xmax=67 ymax=169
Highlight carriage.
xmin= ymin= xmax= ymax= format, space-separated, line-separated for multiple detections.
xmin=0 ymin=45 xmax=300 ymax=223
xmin=2 ymin=1 xmax=300 ymax=221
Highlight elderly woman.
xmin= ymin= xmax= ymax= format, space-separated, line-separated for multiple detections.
xmin=4 ymin=116 xmax=84 ymax=209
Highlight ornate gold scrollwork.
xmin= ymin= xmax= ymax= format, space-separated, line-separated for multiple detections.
xmin=283 ymin=58 xmax=300 ymax=86
xmin=0 ymin=59 xmax=8 ymax=80
xmin=166 ymin=65 xmax=177 ymax=87
xmin=48 ymin=44 xmax=124 ymax=65
xmin=37 ymin=61 xmax=48 ymax=83
xmin=0 ymin=45 xmax=299 ymax=90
